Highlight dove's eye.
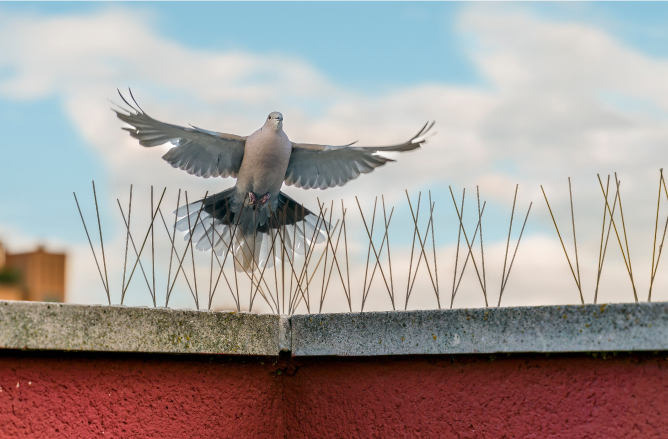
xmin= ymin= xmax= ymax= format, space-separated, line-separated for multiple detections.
xmin=268 ymin=116 xmax=271 ymax=119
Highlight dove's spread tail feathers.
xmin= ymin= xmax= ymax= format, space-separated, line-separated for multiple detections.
xmin=174 ymin=189 xmax=327 ymax=272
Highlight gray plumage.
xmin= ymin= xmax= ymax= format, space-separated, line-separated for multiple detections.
xmin=114 ymin=90 xmax=434 ymax=272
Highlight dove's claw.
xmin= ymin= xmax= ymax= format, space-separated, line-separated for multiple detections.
xmin=247 ymin=192 xmax=257 ymax=205
xmin=258 ymin=193 xmax=271 ymax=206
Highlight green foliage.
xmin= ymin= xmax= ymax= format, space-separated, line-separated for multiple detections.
xmin=0 ymin=267 xmax=21 ymax=285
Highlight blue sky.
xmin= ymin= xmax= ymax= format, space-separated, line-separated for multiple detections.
xmin=3 ymin=1 xmax=668 ymax=244
xmin=1 ymin=2 xmax=477 ymax=243
xmin=3 ymin=2 xmax=668 ymax=308
xmin=6 ymin=2 xmax=668 ymax=88
xmin=2 ymin=2 xmax=478 ymax=88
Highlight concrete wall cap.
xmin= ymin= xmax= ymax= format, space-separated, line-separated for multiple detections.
xmin=291 ymin=302 xmax=668 ymax=356
xmin=0 ymin=300 xmax=281 ymax=355
xmin=1 ymin=300 xmax=667 ymax=356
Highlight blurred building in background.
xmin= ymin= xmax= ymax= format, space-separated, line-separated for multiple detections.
xmin=0 ymin=241 xmax=66 ymax=302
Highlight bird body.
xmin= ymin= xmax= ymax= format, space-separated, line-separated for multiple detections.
xmin=236 ymin=112 xmax=291 ymax=204
xmin=114 ymin=91 xmax=434 ymax=272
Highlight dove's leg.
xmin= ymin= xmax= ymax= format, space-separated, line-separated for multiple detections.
xmin=247 ymin=192 xmax=257 ymax=205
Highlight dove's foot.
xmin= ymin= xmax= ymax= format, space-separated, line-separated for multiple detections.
xmin=247 ymin=192 xmax=257 ymax=205
xmin=246 ymin=192 xmax=270 ymax=207
xmin=258 ymin=193 xmax=271 ymax=207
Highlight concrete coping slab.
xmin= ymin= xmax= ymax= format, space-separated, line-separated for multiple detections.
xmin=0 ymin=301 xmax=284 ymax=355
xmin=1 ymin=300 xmax=667 ymax=356
xmin=291 ymin=302 xmax=668 ymax=356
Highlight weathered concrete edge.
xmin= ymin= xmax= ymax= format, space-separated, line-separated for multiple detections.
xmin=0 ymin=301 xmax=281 ymax=355
xmin=1 ymin=301 xmax=667 ymax=356
xmin=291 ymin=302 xmax=668 ymax=356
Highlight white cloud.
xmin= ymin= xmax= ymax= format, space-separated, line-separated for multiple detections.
xmin=2 ymin=6 xmax=668 ymax=309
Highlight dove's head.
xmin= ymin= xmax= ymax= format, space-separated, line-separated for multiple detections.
xmin=265 ymin=111 xmax=284 ymax=132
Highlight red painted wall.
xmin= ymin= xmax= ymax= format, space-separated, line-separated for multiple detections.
xmin=1 ymin=351 xmax=667 ymax=438
xmin=0 ymin=352 xmax=284 ymax=438
xmin=285 ymin=354 xmax=668 ymax=438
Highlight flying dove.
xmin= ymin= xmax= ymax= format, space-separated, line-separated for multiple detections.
xmin=114 ymin=91 xmax=434 ymax=272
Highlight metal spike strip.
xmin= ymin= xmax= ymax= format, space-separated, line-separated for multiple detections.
xmin=68 ymin=182 xmax=575 ymax=314
xmin=596 ymin=175 xmax=636 ymax=303
xmin=541 ymin=184 xmax=584 ymax=304
xmin=448 ymin=186 xmax=488 ymax=307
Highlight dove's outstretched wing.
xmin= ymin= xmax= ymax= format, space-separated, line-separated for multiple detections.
xmin=284 ymin=122 xmax=435 ymax=190
xmin=114 ymin=91 xmax=246 ymax=179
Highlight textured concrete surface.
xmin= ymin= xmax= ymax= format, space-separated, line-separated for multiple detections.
xmin=291 ymin=302 xmax=668 ymax=356
xmin=0 ymin=301 xmax=281 ymax=355
xmin=2 ymin=300 xmax=668 ymax=356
